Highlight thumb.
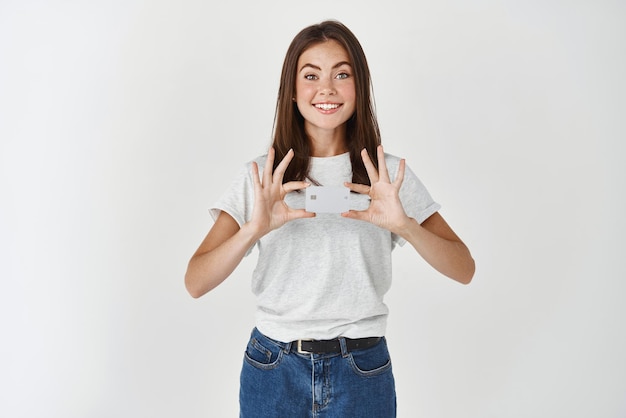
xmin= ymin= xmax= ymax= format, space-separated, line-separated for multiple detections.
xmin=341 ymin=210 xmax=367 ymax=222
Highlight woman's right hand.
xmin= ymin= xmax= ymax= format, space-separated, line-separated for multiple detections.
xmin=249 ymin=148 xmax=314 ymax=237
xmin=184 ymin=148 xmax=313 ymax=298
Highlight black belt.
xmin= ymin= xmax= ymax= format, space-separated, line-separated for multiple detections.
xmin=295 ymin=337 xmax=381 ymax=354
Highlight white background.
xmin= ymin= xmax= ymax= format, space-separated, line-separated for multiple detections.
xmin=1 ymin=1 xmax=625 ymax=417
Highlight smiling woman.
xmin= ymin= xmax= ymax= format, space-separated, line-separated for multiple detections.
xmin=184 ymin=19 xmax=474 ymax=417
xmin=270 ymin=21 xmax=383 ymax=187
xmin=294 ymin=40 xmax=356 ymax=153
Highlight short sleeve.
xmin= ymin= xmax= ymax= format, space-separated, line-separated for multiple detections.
xmin=209 ymin=158 xmax=262 ymax=255
xmin=390 ymin=158 xmax=441 ymax=247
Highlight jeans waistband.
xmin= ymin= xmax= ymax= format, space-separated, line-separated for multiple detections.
xmin=251 ymin=328 xmax=382 ymax=356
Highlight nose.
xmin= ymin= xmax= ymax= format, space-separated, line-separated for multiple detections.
xmin=319 ymin=77 xmax=336 ymax=95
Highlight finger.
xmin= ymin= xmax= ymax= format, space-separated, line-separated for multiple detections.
xmin=262 ymin=147 xmax=275 ymax=186
xmin=394 ymin=158 xmax=406 ymax=188
xmin=283 ymin=180 xmax=310 ymax=194
xmin=288 ymin=208 xmax=317 ymax=220
xmin=251 ymin=161 xmax=261 ymax=187
xmin=377 ymin=145 xmax=391 ymax=183
xmin=361 ymin=148 xmax=379 ymax=183
xmin=344 ymin=182 xmax=371 ymax=195
xmin=273 ymin=148 xmax=294 ymax=183
xmin=341 ymin=209 xmax=368 ymax=222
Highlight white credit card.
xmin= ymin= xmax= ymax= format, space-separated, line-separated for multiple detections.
xmin=305 ymin=186 xmax=350 ymax=213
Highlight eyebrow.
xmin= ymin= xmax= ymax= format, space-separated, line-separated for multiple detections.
xmin=299 ymin=61 xmax=352 ymax=72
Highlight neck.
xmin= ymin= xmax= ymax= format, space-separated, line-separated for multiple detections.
xmin=307 ymin=126 xmax=348 ymax=157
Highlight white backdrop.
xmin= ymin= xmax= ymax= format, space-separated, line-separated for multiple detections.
xmin=1 ymin=1 xmax=625 ymax=417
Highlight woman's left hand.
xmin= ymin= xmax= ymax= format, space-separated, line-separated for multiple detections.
xmin=342 ymin=145 xmax=411 ymax=234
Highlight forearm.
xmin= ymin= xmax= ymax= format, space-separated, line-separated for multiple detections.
xmin=184 ymin=223 xmax=261 ymax=298
xmin=395 ymin=217 xmax=475 ymax=284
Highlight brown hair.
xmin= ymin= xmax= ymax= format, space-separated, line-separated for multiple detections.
xmin=271 ymin=20 xmax=381 ymax=185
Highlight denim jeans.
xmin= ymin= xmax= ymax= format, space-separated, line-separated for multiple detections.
xmin=240 ymin=328 xmax=396 ymax=417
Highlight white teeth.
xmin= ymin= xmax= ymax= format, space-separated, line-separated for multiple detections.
xmin=315 ymin=103 xmax=340 ymax=110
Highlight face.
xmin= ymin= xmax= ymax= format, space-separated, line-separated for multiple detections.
xmin=294 ymin=40 xmax=356 ymax=141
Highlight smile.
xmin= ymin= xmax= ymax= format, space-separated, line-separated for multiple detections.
xmin=314 ymin=103 xmax=341 ymax=111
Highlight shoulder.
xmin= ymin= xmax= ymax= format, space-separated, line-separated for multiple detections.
xmin=383 ymin=152 xmax=403 ymax=166
xmin=249 ymin=154 xmax=268 ymax=167
xmin=382 ymin=152 xmax=417 ymax=180
xmin=223 ymin=154 xmax=268 ymax=187
xmin=237 ymin=154 xmax=268 ymax=173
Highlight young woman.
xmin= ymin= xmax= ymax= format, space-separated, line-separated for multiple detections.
xmin=185 ymin=20 xmax=474 ymax=417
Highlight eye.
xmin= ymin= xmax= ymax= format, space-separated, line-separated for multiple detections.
xmin=304 ymin=74 xmax=318 ymax=80
xmin=336 ymin=72 xmax=350 ymax=80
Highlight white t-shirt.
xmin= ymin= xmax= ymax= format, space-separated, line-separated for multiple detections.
xmin=210 ymin=152 xmax=440 ymax=342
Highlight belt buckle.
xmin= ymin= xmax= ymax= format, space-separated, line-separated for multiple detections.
xmin=297 ymin=339 xmax=313 ymax=354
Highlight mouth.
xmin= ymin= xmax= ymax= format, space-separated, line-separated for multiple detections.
xmin=314 ymin=103 xmax=341 ymax=111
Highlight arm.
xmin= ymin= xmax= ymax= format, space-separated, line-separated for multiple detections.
xmin=343 ymin=145 xmax=475 ymax=284
xmin=185 ymin=211 xmax=257 ymax=298
xmin=184 ymin=148 xmax=314 ymax=298
xmin=393 ymin=212 xmax=474 ymax=284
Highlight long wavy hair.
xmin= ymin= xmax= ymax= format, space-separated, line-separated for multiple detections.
xmin=271 ymin=20 xmax=381 ymax=185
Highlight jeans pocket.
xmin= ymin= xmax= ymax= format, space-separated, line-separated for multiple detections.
xmin=348 ymin=338 xmax=392 ymax=377
xmin=244 ymin=336 xmax=284 ymax=370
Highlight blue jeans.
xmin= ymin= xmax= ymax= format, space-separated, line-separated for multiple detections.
xmin=240 ymin=328 xmax=396 ymax=417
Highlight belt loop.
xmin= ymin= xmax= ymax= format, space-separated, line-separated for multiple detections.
xmin=339 ymin=337 xmax=349 ymax=358
xmin=284 ymin=341 xmax=293 ymax=354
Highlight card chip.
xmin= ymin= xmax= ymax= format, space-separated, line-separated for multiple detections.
xmin=305 ymin=186 xmax=350 ymax=213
